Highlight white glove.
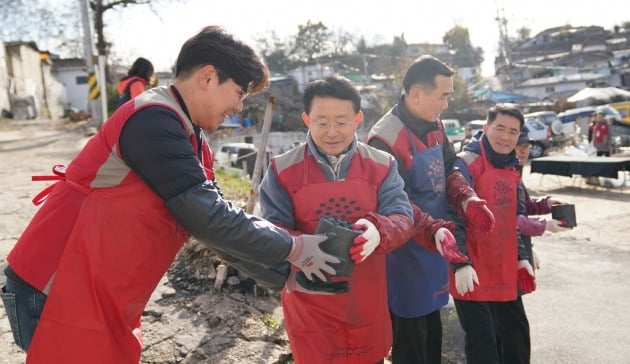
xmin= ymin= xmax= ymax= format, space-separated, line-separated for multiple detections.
xmin=545 ymin=219 xmax=572 ymax=233
xmin=546 ymin=197 xmax=569 ymax=209
xmin=518 ymin=259 xmax=535 ymax=276
xmin=434 ymin=228 xmax=447 ymax=255
xmin=454 ymin=265 xmax=479 ymax=296
xmin=532 ymin=248 xmax=541 ymax=270
xmin=350 ymin=218 xmax=381 ymax=263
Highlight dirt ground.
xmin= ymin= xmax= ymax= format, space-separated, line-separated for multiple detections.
xmin=1 ymin=118 xmax=629 ymax=363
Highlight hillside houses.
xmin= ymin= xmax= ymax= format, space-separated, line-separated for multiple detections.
xmin=495 ymin=25 xmax=630 ymax=100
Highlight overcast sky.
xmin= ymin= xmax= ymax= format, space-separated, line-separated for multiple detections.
xmin=105 ymin=0 xmax=629 ymax=76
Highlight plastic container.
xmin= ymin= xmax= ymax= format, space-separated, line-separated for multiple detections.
xmin=314 ymin=215 xmax=359 ymax=277
xmin=551 ymin=204 xmax=577 ymax=228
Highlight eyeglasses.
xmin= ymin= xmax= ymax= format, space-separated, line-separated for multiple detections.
xmin=489 ymin=124 xmax=520 ymax=138
xmin=216 ymin=68 xmax=248 ymax=103
xmin=236 ymin=88 xmax=249 ymax=103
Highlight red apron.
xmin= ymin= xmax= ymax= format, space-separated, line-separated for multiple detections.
xmin=280 ymin=150 xmax=390 ymax=364
xmin=24 ymin=87 xmax=205 ymax=363
xmin=450 ymin=143 xmax=520 ymax=301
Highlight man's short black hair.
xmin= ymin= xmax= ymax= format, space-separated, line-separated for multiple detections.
xmin=487 ymin=103 xmax=525 ymax=128
xmin=175 ymin=26 xmax=269 ymax=94
xmin=303 ymin=75 xmax=361 ymax=115
xmin=402 ymin=55 xmax=454 ymax=93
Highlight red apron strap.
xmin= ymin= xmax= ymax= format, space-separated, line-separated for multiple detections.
xmin=31 ymin=164 xmax=89 ymax=205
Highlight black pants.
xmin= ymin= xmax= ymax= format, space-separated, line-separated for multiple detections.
xmin=390 ymin=309 xmax=442 ymax=364
xmin=597 ymin=150 xmax=610 ymax=157
xmin=454 ymin=298 xmax=530 ymax=364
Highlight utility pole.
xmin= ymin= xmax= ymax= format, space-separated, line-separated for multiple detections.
xmin=78 ymin=0 xmax=103 ymax=134
xmin=495 ymin=6 xmax=514 ymax=91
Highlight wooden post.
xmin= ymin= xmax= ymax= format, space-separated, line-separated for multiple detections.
xmin=246 ymin=96 xmax=276 ymax=214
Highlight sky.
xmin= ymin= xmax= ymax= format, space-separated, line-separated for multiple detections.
xmin=105 ymin=0 xmax=630 ymax=77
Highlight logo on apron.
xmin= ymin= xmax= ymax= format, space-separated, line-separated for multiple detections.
xmin=315 ymin=196 xmax=363 ymax=221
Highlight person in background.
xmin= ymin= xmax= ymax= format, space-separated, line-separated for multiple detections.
xmin=117 ymin=57 xmax=155 ymax=108
xmin=450 ymin=104 xmax=534 ymax=364
xmin=1 ymin=26 xmax=339 ymax=363
xmin=367 ymin=55 xmax=494 ymax=364
xmin=460 ymin=124 xmax=474 ymax=152
xmin=592 ymin=108 xmax=612 ymax=156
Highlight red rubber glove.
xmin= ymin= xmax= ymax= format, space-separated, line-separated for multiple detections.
xmin=464 ymin=197 xmax=495 ymax=233
xmin=434 ymin=228 xmax=468 ymax=263
xmin=517 ymin=260 xmax=536 ymax=294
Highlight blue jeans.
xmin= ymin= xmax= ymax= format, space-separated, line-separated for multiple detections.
xmin=1 ymin=275 xmax=47 ymax=351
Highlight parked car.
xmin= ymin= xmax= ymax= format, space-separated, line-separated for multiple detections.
xmin=215 ymin=142 xmax=257 ymax=168
xmin=442 ymin=119 xmax=465 ymax=142
xmin=524 ymin=111 xmax=574 ymax=143
xmin=465 ymin=119 xmax=486 ymax=135
xmin=558 ymin=105 xmax=625 ymax=144
xmin=524 ymin=119 xmax=552 ymax=158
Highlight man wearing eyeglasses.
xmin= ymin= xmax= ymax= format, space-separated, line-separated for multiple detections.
xmin=2 ymin=26 xmax=341 ymax=363
xmin=449 ymin=104 xmax=534 ymax=364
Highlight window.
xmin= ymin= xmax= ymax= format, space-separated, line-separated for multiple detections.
xmin=545 ymin=86 xmax=555 ymax=93
xmin=76 ymin=76 xmax=88 ymax=85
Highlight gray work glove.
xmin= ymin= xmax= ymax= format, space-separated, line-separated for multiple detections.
xmin=285 ymin=271 xmax=349 ymax=295
xmin=287 ymin=233 xmax=340 ymax=281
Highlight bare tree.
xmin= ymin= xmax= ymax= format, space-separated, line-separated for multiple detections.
xmin=255 ymin=31 xmax=294 ymax=73
xmin=292 ymin=20 xmax=332 ymax=64
xmin=0 ymin=0 xmax=81 ymax=55
xmin=330 ymin=28 xmax=355 ymax=57
xmin=443 ymin=25 xmax=484 ymax=68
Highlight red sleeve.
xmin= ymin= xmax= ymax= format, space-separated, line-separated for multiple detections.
xmin=363 ymin=212 xmax=413 ymax=254
xmin=408 ymin=203 xmax=455 ymax=253
xmin=445 ymin=170 xmax=477 ymax=216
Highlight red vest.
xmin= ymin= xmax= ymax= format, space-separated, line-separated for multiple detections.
xmin=367 ymin=111 xmax=446 ymax=172
xmin=449 ymin=143 xmax=520 ymax=301
xmin=593 ymin=122 xmax=609 ymax=143
xmin=17 ymin=87 xmax=213 ymax=363
xmin=274 ymin=143 xmax=393 ymax=364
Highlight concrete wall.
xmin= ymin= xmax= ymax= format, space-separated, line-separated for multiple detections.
xmin=0 ymin=40 xmax=10 ymax=114
xmin=55 ymin=68 xmax=89 ymax=112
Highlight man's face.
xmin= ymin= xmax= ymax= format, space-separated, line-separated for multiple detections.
xmin=407 ymin=75 xmax=453 ymax=122
xmin=197 ymin=67 xmax=248 ymax=131
xmin=515 ymin=143 xmax=531 ymax=166
xmin=484 ymin=113 xmax=521 ymax=155
xmin=595 ymin=113 xmax=606 ymax=123
xmin=302 ymin=96 xmax=362 ymax=156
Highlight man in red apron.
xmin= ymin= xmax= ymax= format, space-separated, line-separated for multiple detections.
xmin=1 ymin=26 xmax=340 ymax=364
xmin=367 ymin=55 xmax=494 ymax=364
xmin=258 ymin=75 xmax=422 ymax=364
xmin=450 ymin=104 xmax=535 ymax=364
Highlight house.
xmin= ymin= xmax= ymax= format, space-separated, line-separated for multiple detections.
xmin=495 ymin=25 xmax=630 ymax=99
xmin=5 ymin=41 xmax=45 ymax=118
xmin=515 ymin=73 xmax=607 ymax=101
xmin=51 ymin=57 xmax=89 ymax=112
xmin=287 ymin=63 xmax=336 ymax=92
xmin=3 ymin=41 xmax=65 ymax=119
